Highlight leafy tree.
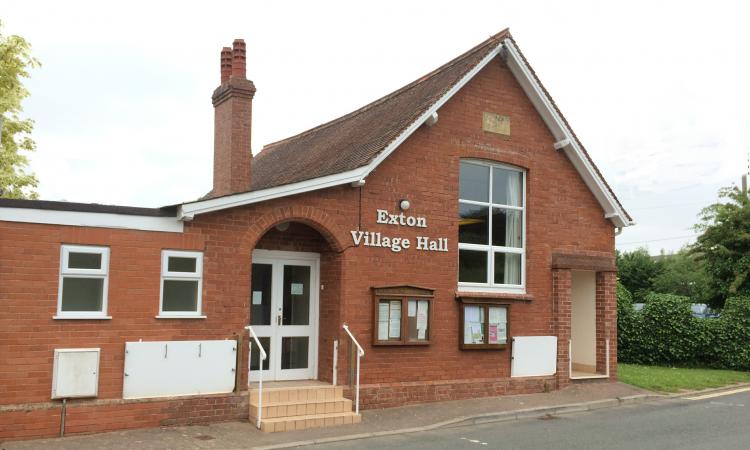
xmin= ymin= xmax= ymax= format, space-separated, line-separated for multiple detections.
xmin=616 ymin=248 xmax=664 ymax=302
xmin=0 ymin=21 xmax=40 ymax=199
xmin=691 ymin=186 xmax=750 ymax=308
xmin=651 ymin=248 xmax=712 ymax=304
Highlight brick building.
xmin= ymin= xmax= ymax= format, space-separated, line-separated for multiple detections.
xmin=0 ymin=29 xmax=633 ymax=439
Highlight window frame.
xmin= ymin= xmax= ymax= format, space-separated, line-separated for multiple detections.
xmin=56 ymin=245 xmax=111 ymax=319
xmin=158 ymin=250 xmax=205 ymax=318
xmin=458 ymin=300 xmax=510 ymax=350
xmin=371 ymin=286 xmax=434 ymax=346
xmin=458 ymin=159 xmax=526 ymax=294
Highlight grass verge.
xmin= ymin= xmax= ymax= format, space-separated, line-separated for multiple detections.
xmin=619 ymin=363 xmax=750 ymax=393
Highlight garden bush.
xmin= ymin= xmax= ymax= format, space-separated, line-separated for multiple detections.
xmin=713 ymin=296 xmax=750 ymax=370
xmin=617 ymin=287 xmax=750 ymax=370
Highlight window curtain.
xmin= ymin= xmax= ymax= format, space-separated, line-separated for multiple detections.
xmin=504 ymin=174 xmax=521 ymax=284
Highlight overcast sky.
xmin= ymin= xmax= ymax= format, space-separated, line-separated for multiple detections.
xmin=3 ymin=0 xmax=749 ymax=254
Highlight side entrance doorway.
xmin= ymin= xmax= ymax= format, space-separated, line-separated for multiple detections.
xmin=249 ymin=249 xmax=320 ymax=381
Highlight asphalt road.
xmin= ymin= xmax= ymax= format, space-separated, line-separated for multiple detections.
xmin=302 ymin=389 xmax=750 ymax=450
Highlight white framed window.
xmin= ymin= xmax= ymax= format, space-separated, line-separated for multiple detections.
xmin=56 ymin=245 xmax=111 ymax=319
xmin=458 ymin=160 xmax=526 ymax=293
xmin=158 ymin=250 xmax=204 ymax=318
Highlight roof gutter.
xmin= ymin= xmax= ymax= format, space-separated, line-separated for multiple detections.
xmin=179 ymin=165 xmax=370 ymax=219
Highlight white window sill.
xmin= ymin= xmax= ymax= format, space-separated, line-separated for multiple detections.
xmin=457 ymin=286 xmax=526 ymax=295
xmin=155 ymin=315 xmax=207 ymax=320
xmin=53 ymin=315 xmax=112 ymax=320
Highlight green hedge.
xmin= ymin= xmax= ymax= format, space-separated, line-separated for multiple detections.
xmin=617 ymin=283 xmax=750 ymax=370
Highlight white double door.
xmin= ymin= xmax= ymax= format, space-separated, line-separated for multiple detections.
xmin=249 ymin=250 xmax=319 ymax=381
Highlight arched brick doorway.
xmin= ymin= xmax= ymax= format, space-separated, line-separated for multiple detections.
xmin=247 ymin=221 xmax=343 ymax=383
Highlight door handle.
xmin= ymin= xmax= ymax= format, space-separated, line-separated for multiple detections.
xmin=277 ymin=314 xmax=282 ymax=326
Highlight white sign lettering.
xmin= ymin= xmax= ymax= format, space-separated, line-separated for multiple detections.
xmin=376 ymin=209 xmax=427 ymax=228
xmin=350 ymin=209 xmax=448 ymax=253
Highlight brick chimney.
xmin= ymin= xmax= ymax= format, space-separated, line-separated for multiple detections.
xmin=212 ymin=39 xmax=256 ymax=197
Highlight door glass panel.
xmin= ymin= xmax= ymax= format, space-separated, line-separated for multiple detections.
xmin=283 ymin=265 xmax=310 ymax=325
xmin=249 ymin=337 xmax=271 ymax=371
xmin=281 ymin=337 xmax=309 ymax=370
xmin=251 ymin=264 xmax=273 ymax=325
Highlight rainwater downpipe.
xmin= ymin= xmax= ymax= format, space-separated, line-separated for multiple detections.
xmin=60 ymin=398 xmax=67 ymax=437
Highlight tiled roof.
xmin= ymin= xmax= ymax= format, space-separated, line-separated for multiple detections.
xmin=248 ymin=29 xmax=510 ymax=192
xmin=200 ymin=29 xmax=629 ymax=224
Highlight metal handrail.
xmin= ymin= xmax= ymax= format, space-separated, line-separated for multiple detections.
xmin=342 ymin=324 xmax=364 ymax=414
xmin=245 ymin=325 xmax=266 ymax=429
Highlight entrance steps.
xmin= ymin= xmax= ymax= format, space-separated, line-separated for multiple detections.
xmin=250 ymin=382 xmax=361 ymax=432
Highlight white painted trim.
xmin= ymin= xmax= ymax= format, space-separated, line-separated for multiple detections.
xmin=155 ymin=315 xmax=207 ymax=320
xmin=501 ymin=39 xmax=633 ymax=228
xmin=0 ymin=207 xmax=184 ymax=233
xmin=249 ymin=250 xmax=321 ymax=381
xmin=359 ymin=44 xmax=504 ymax=181
xmin=180 ymin=44 xmax=506 ymax=219
xmin=180 ymin=167 xmax=369 ymax=218
xmin=252 ymin=249 xmax=321 ymax=261
xmin=458 ymin=160 xmax=526 ymax=292
xmin=159 ymin=250 xmax=204 ymax=317
xmin=180 ymin=39 xmax=631 ymax=228
xmin=53 ymin=315 xmax=112 ymax=320
xmin=553 ymin=139 xmax=571 ymax=150
xmin=57 ymin=245 xmax=110 ymax=319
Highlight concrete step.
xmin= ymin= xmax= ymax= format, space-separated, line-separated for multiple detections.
xmin=250 ymin=384 xmax=344 ymax=404
xmin=259 ymin=411 xmax=362 ymax=433
xmin=250 ymin=397 xmax=353 ymax=419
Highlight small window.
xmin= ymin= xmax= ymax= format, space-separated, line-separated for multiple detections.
xmin=57 ymin=245 xmax=110 ymax=319
xmin=372 ymin=286 xmax=433 ymax=346
xmin=459 ymin=301 xmax=509 ymax=350
xmin=159 ymin=250 xmax=203 ymax=317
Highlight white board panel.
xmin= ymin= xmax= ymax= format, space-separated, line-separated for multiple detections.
xmin=123 ymin=340 xmax=237 ymax=399
xmin=511 ymin=336 xmax=557 ymax=378
xmin=52 ymin=348 xmax=100 ymax=399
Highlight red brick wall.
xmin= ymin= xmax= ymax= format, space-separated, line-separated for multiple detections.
xmin=336 ymin=57 xmax=615 ymax=387
xmin=0 ymin=55 xmax=617 ymax=439
xmin=596 ymin=271 xmax=618 ymax=380
xmin=553 ymin=269 xmax=573 ymax=389
xmin=0 ymin=392 xmax=247 ymax=441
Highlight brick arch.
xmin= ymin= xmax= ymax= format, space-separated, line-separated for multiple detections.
xmin=239 ymin=206 xmax=347 ymax=254
xmin=459 ymin=151 xmax=532 ymax=171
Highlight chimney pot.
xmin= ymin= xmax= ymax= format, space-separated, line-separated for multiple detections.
xmin=212 ymin=39 xmax=255 ymax=197
xmin=231 ymin=39 xmax=246 ymax=79
xmin=220 ymin=47 xmax=232 ymax=84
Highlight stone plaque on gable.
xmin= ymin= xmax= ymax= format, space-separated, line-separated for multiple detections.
xmin=482 ymin=112 xmax=511 ymax=136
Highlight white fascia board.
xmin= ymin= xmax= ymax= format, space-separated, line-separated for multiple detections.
xmin=360 ymin=44 xmax=504 ymax=178
xmin=501 ymin=38 xmax=633 ymax=228
xmin=179 ymin=166 xmax=369 ymax=218
xmin=180 ymin=39 xmax=633 ymax=229
xmin=0 ymin=207 xmax=184 ymax=233
xmin=180 ymin=44 xmax=506 ymax=220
